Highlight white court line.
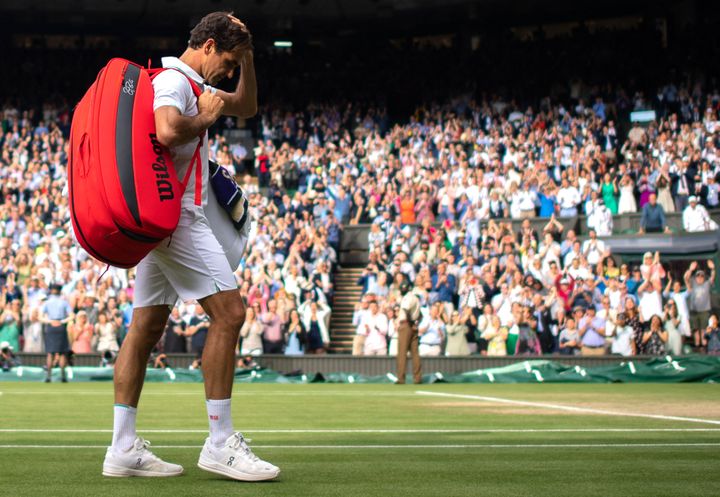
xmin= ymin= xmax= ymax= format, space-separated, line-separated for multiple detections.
xmin=416 ymin=391 xmax=720 ymax=426
xmin=2 ymin=428 xmax=720 ymax=434
xmin=1 ymin=443 xmax=719 ymax=450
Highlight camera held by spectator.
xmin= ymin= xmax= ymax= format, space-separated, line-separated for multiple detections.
xmin=0 ymin=341 xmax=19 ymax=372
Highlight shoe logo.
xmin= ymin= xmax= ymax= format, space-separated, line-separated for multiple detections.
xmin=135 ymin=457 xmax=143 ymax=468
xmin=209 ymin=415 xmax=219 ymax=420
xmin=227 ymin=456 xmax=235 ymax=467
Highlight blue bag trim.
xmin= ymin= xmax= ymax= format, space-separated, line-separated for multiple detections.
xmin=208 ymin=160 xmax=249 ymax=230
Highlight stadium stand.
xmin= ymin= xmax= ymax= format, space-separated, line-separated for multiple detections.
xmin=1 ymin=15 xmax=720 ymax=361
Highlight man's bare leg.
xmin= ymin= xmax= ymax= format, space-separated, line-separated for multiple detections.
xmin=45 ymin=353 xmax=53 ymax=382
xmin=110 ymin=305 xmax=170 ymax=455
xmin=58 ymin=353 xmax=67 ymax=382
xmin=195 ymin=289 xmax=279 ymax=480
xmin=198 ymin=290 xmax=245 ymax=445
xmin=103 ymin=305 xmax=184 ymax=477
xmin=114 ymin=305 xmax=171 ymax=407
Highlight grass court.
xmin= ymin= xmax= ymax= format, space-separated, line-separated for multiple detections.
xmin=1 ymin=382 xmax=719 ymax=497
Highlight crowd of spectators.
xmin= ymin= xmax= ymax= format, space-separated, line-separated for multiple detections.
xmin=1 ymin=23 xmax=720 ymax=362
xmin=308 ymin=94 xmax=718 ymax=357
xmin=0 ymin=102 xmax=339 ymax=365
xmin=353 ymin=218 xmax=720 ymax=357
xmin=246 ymin=71 xmax=720 ymax=358
xmin=3 ymin=75 xmax=720 ymax=360
xmin=257 ymin=84 xmax=720 ymax=230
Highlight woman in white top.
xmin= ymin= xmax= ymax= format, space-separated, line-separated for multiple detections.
xmin=21 ymin=306 xmax=44 ymax=353
xmin=239 ymin=307 xmax=264 ymax=356
xmin=604 ymin=278 xmax=624 ymax=311
xmin=386 ymin=307 xmax=398 ymax=356
xmin=95 ymin=311 xmax=120 ymax=358
xmin=281 ymin=263 xmax=304 ymax=301
xmin=362 ymin=303 xmax=389 ymax=356
xmin=637 ymin=279 xmax=663 ymax=323
xmin=609 ymin=313 xmax=634 ymax=356
xmin=507 ymin=182 xmax=523 ymax=219
xmin=617 ymin=175 xmax=637 ymax=214
xmin=445 ymin=311 xmax=471 ymax=356
xmin=664 ymin=279 xmax=691 ymax=337
xmin=538 ymin=232 xmax=561 ymax=270
xmin=663 ymin=301 xmax=683 ymax=355
xmin=437 ymin=182 xmax=456 ymax=221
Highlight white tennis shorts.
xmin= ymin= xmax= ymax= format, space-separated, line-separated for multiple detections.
xmin=133 ymin=206 xmax=238 ymax=308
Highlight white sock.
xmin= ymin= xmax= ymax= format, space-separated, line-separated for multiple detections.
xmin=111 ymin=404 xmax=137 ymax=453
xmin=206 ymin=398 xmax=234 ymax=447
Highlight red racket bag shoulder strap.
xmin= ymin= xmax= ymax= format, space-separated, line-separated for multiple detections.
xmin=147 ymin=67 xmax=204 ymax=206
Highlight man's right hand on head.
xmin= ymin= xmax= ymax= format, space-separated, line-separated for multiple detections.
xmin=227 ymin=14 xmax=248 ymax=31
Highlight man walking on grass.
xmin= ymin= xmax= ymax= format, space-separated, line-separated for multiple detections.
xmin=102 ymin=12 xmax=279 ymax=481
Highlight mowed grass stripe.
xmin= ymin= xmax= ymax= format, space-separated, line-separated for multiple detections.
xmin=5 ymin=429 xmax=720 ymax=448
xmin=5 ymin=384 xmax=719 ymax=425
xmin=4 ymin=443 xmax=720 ymax=449
xmin=417 ymin=390 xmax=720 ymax=425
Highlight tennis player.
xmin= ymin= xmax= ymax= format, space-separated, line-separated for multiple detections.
xmin=102 ymin=12 xmax=279 ymax=481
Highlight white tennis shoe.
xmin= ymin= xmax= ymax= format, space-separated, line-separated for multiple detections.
xmin=102 ymin=437 xmax=184 ymax=477
xmin=197 ymin=432 xmax=280 ymax=481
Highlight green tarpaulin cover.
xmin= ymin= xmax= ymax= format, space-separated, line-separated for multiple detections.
xmin=2 ymin=356 xmax=720 ymax=383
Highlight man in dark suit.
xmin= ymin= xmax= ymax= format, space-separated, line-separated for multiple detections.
xmin=671 ymin=160 xmax=695 ymax=213
xmin=691 ymin=174 xmax=709 ymax=208
xmin=531 ymin=293 xmax=556 ymax=354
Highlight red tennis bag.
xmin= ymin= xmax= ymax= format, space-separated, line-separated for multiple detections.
xmin=68 ymin=58 xmax=202 ymax=268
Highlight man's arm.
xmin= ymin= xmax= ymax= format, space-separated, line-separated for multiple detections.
xmin=154 ymin=90 xmax=224 ymax=148
xmin=215 ymin=52 xmax=257 ymax=118
xmin=684 ymin=261 xmax=697 ymax=288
